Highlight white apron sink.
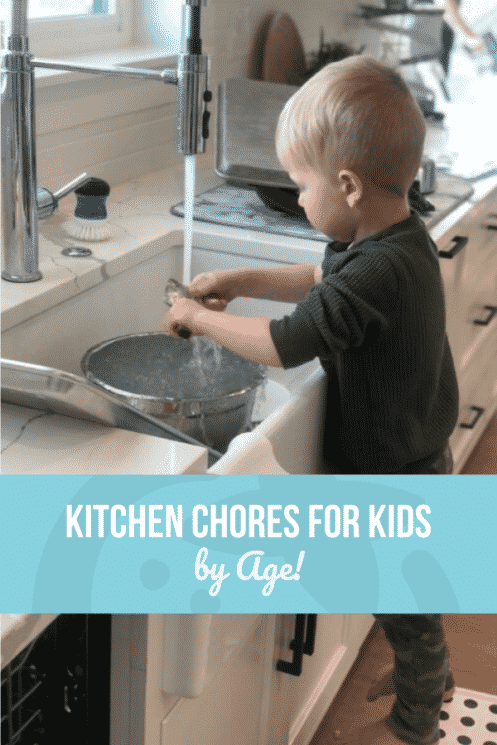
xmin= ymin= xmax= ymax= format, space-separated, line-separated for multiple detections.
xmin=2 ymin=237 xmax=325 ymax=474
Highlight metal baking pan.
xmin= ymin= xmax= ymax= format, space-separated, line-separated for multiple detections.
xmin=216 ymin=77 xmax=437 ymax=196
xmin=1 ymin=358 xmax=222 ymax=462
xmin=216 ymin=77 xmax=298 ymax=189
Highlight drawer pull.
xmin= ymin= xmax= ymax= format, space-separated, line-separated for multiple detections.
xmin=459 ymin=406 xmax=484 ymax=429
xmin=438 ymin=235 xmax=468 ymax=259
xmin=473 ymin=305 xmax=497 ymax=326
xmin=277 ymin=614 xmax=317 ymax=677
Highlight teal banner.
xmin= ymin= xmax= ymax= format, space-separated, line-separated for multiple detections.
xmin=1 ymin=475 xmax=495 ymax=613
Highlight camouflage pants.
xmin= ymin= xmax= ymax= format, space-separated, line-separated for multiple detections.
xmin=373 ymin=615 xmax=454 ymax=745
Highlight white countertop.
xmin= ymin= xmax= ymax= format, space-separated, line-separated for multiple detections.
xmin=1 ymin=164 xmax=222 ymax=331
xmin=1 ymin=402 xmax=207 ymax=474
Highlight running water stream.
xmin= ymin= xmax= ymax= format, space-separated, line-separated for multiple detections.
xmin=161 ymin=155 xmax=267 ymax=444
xmin=180 ymin=154 xmax=227 ymax=387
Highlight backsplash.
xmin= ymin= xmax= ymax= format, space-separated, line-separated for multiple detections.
xmin=35 ymin=0 xmax=385 ymax=192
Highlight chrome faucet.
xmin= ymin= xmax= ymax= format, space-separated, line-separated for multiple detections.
xmin=1 ymin=0 xmax=210 ymax=282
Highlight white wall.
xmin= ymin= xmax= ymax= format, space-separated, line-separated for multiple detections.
xmin=35 ymin=0 xmax=382 ymax=191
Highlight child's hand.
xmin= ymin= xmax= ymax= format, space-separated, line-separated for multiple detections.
xmin=189 ymin=271 xmax=235 ymax=311
xmin=465 ymin=35 xmax=486 ymax=53
xmin=164 ymin=297 xmax=204 ymax=338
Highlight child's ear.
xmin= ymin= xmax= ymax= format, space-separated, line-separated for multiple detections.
xmin=338 ymin=169 xmax=363 ymax=208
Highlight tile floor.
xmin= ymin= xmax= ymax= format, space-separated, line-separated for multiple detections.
xmin=311 ymin=615 xmax=497 ymax=745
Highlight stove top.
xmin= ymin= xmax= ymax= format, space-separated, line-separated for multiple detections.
xmin=172 ymin=173 xmax=475 ymax=239
xmin=171 ymin=182 xmax=329 ymax=242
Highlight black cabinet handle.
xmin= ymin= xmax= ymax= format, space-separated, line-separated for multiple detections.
xmin=438 ymin=235 xmax=468 ymax=259
xmin=302 ymin=613 xmax=317 ymax=656
xmin=459 ymin=406 xmax=484 ymax=429
xmin=277 ymin=614 xmax=318 ymax=677
xmin=473 ymin=305 xmax=497 ymax=326
xmin=485 ymin=213 xmax=497 ymax=230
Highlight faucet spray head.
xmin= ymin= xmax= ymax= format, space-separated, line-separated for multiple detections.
xmin=175 ymin=0 xmax=211 ymax=156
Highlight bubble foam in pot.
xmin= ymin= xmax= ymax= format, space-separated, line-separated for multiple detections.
xmin=439 ymin=687 xmax=497 ymax=745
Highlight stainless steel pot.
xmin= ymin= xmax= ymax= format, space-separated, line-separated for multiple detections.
xmin=81 ymin=332 xmax=265 ymax=452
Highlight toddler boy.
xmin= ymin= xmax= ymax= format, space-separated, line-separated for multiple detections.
xmin=165 ymin=56 xmax=459 ymax=745
xmin=164 ymin=55 xmax=459 ymax=475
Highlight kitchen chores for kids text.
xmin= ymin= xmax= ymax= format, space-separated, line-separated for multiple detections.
xmin=66 ymin=502 xmax=432 ymax=596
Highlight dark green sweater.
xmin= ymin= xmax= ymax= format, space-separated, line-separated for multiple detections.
xmin=269 ymin=213 xmax=459 ymax=473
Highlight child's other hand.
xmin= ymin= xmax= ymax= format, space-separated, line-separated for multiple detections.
xmin=164 ymin=297 xmax=203 ymax=338
xmin=189 ymin=271 xmax=234 ymax=311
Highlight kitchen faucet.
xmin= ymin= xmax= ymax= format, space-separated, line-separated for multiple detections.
xmin=1 ymin=0 xmax=210 ymax=282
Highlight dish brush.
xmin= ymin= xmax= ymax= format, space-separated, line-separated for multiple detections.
xmin=64 ymin=177 xmax=113 ymax=241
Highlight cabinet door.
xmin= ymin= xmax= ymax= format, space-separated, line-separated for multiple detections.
xmin=158 ymin=615 xmax=274 ymax=745
xmin=450 ymin=351 xmax=497 ymax=471
xmin=438 ymin=201 xmax=497 ymax=384
xmin=266 ymin=614 xmax=374 ymax=745
xmin=437 ymin=187 xmax=497 ymax=472
xmin=481 ymin=186 xmax=497 ymax=215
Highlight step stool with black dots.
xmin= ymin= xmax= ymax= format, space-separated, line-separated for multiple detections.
xmin=439 ymin=688 xmax=497 ymax=745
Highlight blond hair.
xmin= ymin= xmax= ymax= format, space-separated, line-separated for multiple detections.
xmin=276 ymin=55 xmax=426 ymax=196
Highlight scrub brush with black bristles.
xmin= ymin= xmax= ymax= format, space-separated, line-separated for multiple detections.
xmin=64 ymin=177 xmax=113 ymax=241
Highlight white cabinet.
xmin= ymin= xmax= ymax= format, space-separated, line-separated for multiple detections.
xmin=159 ymin=616 xmax=270 ymax=745
xmin=122 ymin=614 xmax=374 ymax=745
xmin=436 ymin=186 xmax=497 ymax=472
xmin=267 ymin=614 xmax=374 ymax=745
xmin=448 ymin=350 xmax=497 ymax=470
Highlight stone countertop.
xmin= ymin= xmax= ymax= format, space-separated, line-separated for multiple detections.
xmin=1 ymin=164 xmax=222 ymax=331
xmin=1 ymin=402 xmax=207 ymax=474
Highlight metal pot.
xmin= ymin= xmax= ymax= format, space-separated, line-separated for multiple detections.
xmin=81 ymin=332 xmax=265 ymax=452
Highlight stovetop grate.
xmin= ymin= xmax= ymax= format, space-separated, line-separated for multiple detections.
xmin=171 ymin=182 xmax=329 ymax=242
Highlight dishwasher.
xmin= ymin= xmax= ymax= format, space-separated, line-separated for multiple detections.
xmin=1 ymin=615 xmax=111 ymax=744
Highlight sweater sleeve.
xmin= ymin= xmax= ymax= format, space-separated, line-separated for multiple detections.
xmin=270 ymin=248 xmax=400 ymax=369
